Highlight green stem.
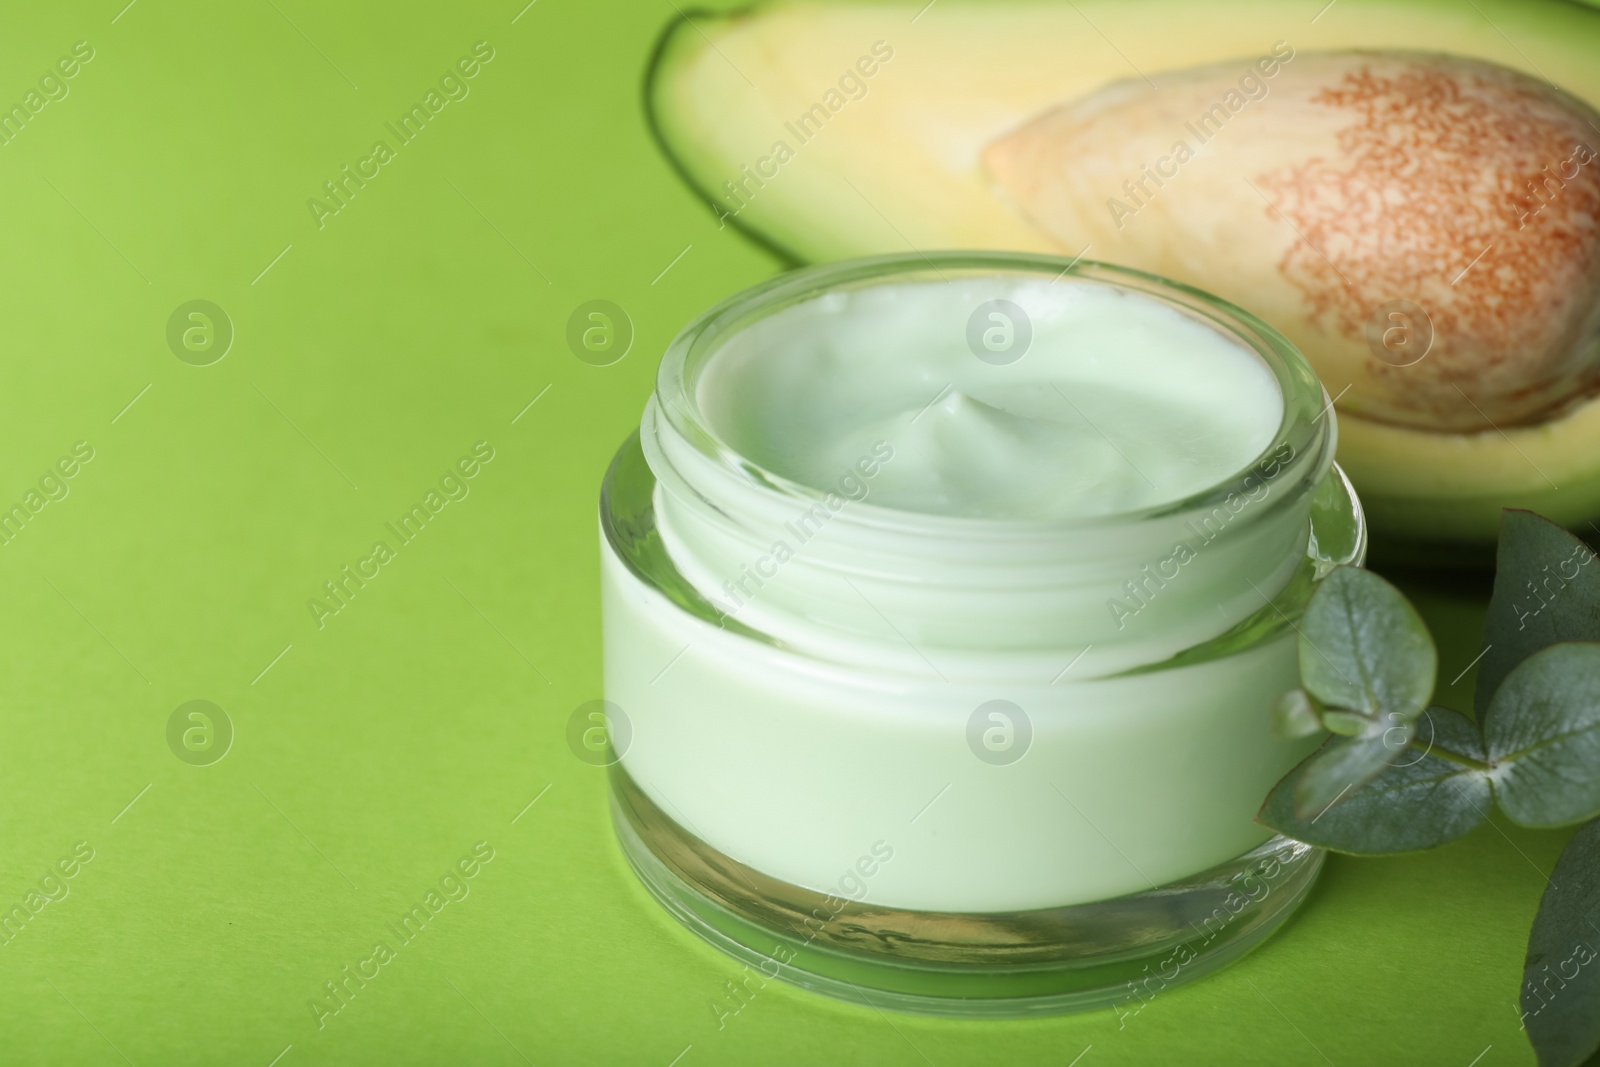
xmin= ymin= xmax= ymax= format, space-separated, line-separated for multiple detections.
xmin=1407 ymin=734 xmax=1492 ymax=773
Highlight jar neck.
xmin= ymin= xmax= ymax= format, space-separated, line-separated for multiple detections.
xmin=639 ymin=252 xmax=1336 ymax=680
xmin=641 ymin=396 xmax=1334 ymax=679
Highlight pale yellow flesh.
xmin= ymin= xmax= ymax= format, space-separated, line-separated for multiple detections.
xmin=1338 ymin=403 xmax=1600 ymax=541
xmin=660 ymin=0 xmax=1600 ymax=260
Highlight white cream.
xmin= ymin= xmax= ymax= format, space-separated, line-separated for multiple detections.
xmin=603 ymin=548 xmax=1309 ymax=911
xmin=603 ymin=264 xmax=1343 ymax=913
xmin=696 ymin=280 xmax=1283 ymax=520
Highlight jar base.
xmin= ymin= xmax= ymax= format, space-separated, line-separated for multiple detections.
xmin=610 ymin=764 xmax=1324 ymax=1018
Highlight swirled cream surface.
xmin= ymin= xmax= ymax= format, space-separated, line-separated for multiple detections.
xmin=695 ymin=279 xmax=1283 ymax=520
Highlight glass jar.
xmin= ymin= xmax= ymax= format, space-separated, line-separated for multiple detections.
xmin=598 ymin=252 xmax=1364 ymax=1015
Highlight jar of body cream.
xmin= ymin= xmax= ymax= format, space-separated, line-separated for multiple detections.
xmin=599 ymin=252 xmax=1364 ymax=1015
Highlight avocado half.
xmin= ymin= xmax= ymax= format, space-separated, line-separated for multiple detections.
xmin=645 ymin=0 xmax=1600 ymax=560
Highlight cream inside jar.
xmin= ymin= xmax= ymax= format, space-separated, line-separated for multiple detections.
xmin=602 ymin=254 xmax=1350 ymax=914
xmin=696 ymin=278 xmax=1282 ymax=521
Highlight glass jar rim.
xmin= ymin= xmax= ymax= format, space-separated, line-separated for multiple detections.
xmin=654 ymin=250 xmax=1331 ymax=533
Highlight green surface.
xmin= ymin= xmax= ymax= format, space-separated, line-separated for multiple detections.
xmin=0 ymin=2 xmax=1573 ymax=1064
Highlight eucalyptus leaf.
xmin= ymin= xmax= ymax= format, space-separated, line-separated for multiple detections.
xmin=1486 ymin=643 xmax=1600 ymax=828
xmin=1291 ymin=729 xmax=1401 ymax=820
xmin=1260 ymin=706 xmax=1491 ymax=853
xmin=1521 ymin=818 xmax=1600 ymax=1067
xmin=1320 ymin=709 xmax=1371 ymax=737
xmin=1299 ymin=567 xmax=1437 ymax=722
xmin=1479 ymin=511 xmax=1600 ymax=724
xmin=1272 ymin=688 xmax=1323 ymax=741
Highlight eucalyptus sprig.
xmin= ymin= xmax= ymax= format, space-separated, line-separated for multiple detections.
xmin=1257 ymin=510 xmax=1600 ymax=1067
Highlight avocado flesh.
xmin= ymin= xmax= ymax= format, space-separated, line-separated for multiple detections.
xmin=647 ymin=0 xmax=1600 ymax=549
xmin=1338 ymin=400 xmax=1600 ymax=555
xmin=649 ymin=0 xmax=1600 ymax=260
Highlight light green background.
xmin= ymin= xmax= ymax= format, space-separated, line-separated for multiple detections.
xmin=0 ymin=1 xmax=1571 ymax=1063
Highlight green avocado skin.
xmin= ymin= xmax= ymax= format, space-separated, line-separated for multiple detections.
xmin=642 ymin=3 xmax=805 ymax=270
